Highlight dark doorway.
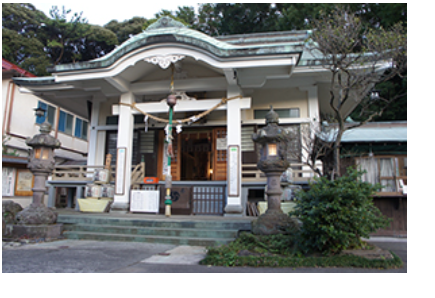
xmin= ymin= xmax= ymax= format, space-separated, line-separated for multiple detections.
xmin=180 ymin=130 xmax=212 ymax=181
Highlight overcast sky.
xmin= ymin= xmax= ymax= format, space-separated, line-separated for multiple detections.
xmin=31 ymin=1 xmax=200 ymax=26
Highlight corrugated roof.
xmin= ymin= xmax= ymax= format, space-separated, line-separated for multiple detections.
xmin=341 ymin=126 xmax=407 ymax=143
xmin=318 ymin=122 xmax=407 ymax=143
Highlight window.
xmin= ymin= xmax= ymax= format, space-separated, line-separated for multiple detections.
xmin=74 ymin=118 xmax=88 ymax=140
xmin=35 ymin=101 xmax=56 ymax=126
xmin=58 ymin=110 xmax=74 ymax=135
xmin=241 ymin=126 xmax=255 ymax=152
xmin=254 ymin=108 xmax=300 ymax=119
xmin=357 ymin=155 xmax=407 ymax=194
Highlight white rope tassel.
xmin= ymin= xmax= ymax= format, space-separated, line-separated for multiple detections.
xmin=188 ymin=115 xmax=198 ymax=125
xmin=176 ymin=120 xmax=182 ymax=134
xmin=144 ymin=115 xmax=149 ymax=132
xmin=164 ymin=124 xmax=170 ymax=142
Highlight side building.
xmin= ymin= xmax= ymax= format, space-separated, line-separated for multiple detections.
xmin=2 ymin=58 xmax=88 ymax=208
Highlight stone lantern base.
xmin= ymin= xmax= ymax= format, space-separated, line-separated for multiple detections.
xmin=8 ymin=224 xmax=63 ymax=240
xmin=9 ymin=203 xmax=63 ymax=240
xmin=251 ymin=211 xmax=300 ymax=235
xmin=16 ymin=203 xmax=58 ymax=225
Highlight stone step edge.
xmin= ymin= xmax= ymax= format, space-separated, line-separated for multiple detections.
xmin=58 ymin=218 xmax=252 ymax=230
xmin=62 ymin=230 xmax=234 ymax=244
xmin=58 ymin=214 xmax=255 ymax=224
xmin=63 ymin=223 xmax=240 ymax=233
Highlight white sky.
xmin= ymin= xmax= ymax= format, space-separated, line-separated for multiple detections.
xmin=30 ymin=1 xmax=201 ymax=26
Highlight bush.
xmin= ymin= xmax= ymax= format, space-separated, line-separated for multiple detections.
xmin=200 ymin=232 xmax=403 ymax=269
xmin=289 ymin=169 xmax=391 ymax=255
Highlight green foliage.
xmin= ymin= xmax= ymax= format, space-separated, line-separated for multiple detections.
xmin=289 ymin=169 xmax=391 ymax=255
xmin=200 ymin=232 xmax=402 ymax=269
xmin=2 ymin=135 xmax=19 ymax=156
xmin=2 ymin=3 xmax=51 ymax=76
xmin=104 ymin=17 xmax=147 ymax=44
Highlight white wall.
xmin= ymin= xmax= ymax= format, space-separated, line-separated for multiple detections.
xmin=244 ymin=87 xmax=308 ymax=121
xmin=2 ymin=78 xmax=88 ymax=161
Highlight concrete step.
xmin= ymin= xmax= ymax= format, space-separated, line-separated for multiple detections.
xmin=63 ymin=224 xmax=239 ymax=239
xmin=57 ymin=213 xmax=253 ymax=246
xmin=57 ymin=214 xmax=252 ymax=231
xmin=63 ymin=230 xmax=234 ymax=247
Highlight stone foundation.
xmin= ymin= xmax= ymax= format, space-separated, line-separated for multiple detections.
xmin=8 ymin=224 xmax=63 ymax=240
xmin=251 ymin=211 xmax=299 ymax=235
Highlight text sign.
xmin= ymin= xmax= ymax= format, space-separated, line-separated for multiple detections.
xmin=115 ymin=147 xmax=126 ymax=195
xmin=227 ymin=145 xmax=240 ymax=197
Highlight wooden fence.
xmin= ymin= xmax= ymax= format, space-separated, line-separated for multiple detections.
xmin=241 ymin=163 xmax=318 ymax=183
xmin=51 ymin=162 xmax=145 ymax=187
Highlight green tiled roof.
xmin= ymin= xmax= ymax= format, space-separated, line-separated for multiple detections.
xmin=48 ymin=16 xmax=308 ymax=73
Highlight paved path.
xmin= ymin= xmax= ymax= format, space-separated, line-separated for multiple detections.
xmin=2 ymin=237 xmax=406 ymax=273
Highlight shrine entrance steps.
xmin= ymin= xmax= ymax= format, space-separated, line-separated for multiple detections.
xmin=57 ymin=211 xmax=253 ymax=247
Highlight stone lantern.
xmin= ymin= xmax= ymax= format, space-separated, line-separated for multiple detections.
xmin=251 ymin=106 xmax=299 ymax=235
xmin=13 ymin=109 xmax=63 ymax=239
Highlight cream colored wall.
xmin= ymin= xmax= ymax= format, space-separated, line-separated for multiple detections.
xmin=244 ymin=87 xmax=308 ymax=121
xmin=317 ymin=82 xmax=360 ymax=118
xmin=2 ymin=80 xmax=10 ymax=118
xmin=2 ymin=79 xmax=88 ymax=159
xmin=99 ymin=97 xmax=119 ymax=125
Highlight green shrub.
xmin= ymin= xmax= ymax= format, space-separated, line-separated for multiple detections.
xmin=289 ymin=169 xmax=391 ymax=255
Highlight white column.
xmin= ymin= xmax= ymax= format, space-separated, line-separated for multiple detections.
xmin=87 ymin=98 xmax=101 ymax=166
xmin=300 ymin=85 xmax=321 ymax=177
xmin=111 ymin=92 xmax=135 ymax=213
xmin=225 ymin=84 xmax=243 ymax=216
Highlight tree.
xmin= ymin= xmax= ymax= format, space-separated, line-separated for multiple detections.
xmin=41 ymin=6 xmax=91 ymax=65
xmin=105 ymin=17 xmax=147 ymax=44
xmin=307 ymin=7 xmax=407 ymax=179
xmin=39 ymin=6 xmax=118 ymax=65
xmin=275 ymin=3 xmax=336 ymax=31
xmin=175 ymin=6 xmax=196 ymax=27
xmin=2 ymin=3 xmax=51 ymax=76
xmin=78 ymin=25 xmax=118 ymax=61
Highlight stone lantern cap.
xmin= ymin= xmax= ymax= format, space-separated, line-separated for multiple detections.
xmin=252 ymin=106 xmax=291 ymax=145
xmin=25 ymin=122 xmax=61 ymax=149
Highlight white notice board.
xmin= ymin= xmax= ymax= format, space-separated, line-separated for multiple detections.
xmin=130 ymin=190 xmax=160 ymax=213
xmin=115 ymin=147 xmax=126 ymax=195
xmin=227 ymin=145 xmax=240 ymax=197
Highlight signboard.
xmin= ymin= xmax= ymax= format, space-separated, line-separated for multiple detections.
xmin=2 ymin=167 xmax=16 ymax=196
xmin=216 ymin=138 xmax=227 ymax=150
xmin=15 ymin=169 xmax=34 ymax=196
xmin=227 ymin=145 xmax=240 ymax=197
xmin=130 ymin=190 xmax=160 ymax=213
xmin=115 ymin=147 xmax=126 ymax=195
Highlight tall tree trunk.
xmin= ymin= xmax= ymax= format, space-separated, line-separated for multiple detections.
xmin=332 ymin=132 xmax=342 ymax=180
xmin=332 ymin=115 xmax=345 ymax=180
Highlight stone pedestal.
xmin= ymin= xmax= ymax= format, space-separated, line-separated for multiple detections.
xmin=252 ymin=211 xmax=299 ymax=235
xmin=9 ymin=224 xmax=63 ymax=240
xmin=16 ymin=203 xmax=57 ymax=225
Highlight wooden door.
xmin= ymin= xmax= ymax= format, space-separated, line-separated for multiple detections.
xmin=212 ymin=127 xmax=227 ymax=181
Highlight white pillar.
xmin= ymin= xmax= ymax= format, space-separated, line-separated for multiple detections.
xmin=300 ymin=85 xmax=321 ymax=177
xmin=111 ymin=92 xmax=135 ymax=213
xmin=224 ymin=85 xmax=243 ymax=216
xmin=87 ymin=98 xmax=101 ymax=166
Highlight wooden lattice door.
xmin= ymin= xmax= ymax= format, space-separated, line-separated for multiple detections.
xmin=212 ymin=127 xmax=227 ymax=181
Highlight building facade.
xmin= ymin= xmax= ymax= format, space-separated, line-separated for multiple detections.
xmin=2 ymin=58 xmax=88 ymax=207
xmin=13 ymin=17 xmax=365 ymax=215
